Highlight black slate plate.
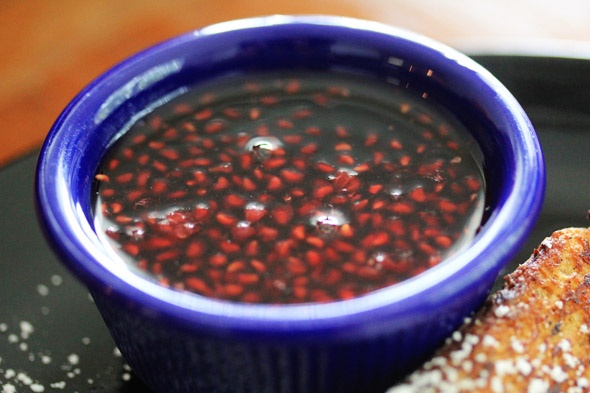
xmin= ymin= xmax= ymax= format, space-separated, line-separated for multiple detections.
xmin=1 ymin=55 xmax=589 ymax=392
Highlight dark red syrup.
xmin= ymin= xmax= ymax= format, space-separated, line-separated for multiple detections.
xmin=93 ymin=72 xmax=485 ymax=304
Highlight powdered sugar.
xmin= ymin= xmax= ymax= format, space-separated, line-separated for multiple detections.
xmin=0 ymin=272 xmax=136 ymax=391
xmin=493 ymin=305 xmax=510 ymax=318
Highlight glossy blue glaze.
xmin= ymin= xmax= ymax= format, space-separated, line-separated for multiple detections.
xmin=35 ymin=15 xmax=545 ymax=393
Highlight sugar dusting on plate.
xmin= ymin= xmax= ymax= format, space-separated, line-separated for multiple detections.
xmin=0 ymin=273 xmax=133 ymax=392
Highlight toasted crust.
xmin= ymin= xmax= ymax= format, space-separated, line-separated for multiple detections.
xmin=387 ymin=227 xmax=590 ymax=393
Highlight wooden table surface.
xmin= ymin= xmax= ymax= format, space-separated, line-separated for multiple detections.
xmin=3 ymin=0 xmax=590 ymax=167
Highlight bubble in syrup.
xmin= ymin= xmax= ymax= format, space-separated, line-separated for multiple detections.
xmin=232 ymin=221 xmax=256 ymax=240
xmin=309 ymin=208 xmax=349 ymax=238
xmin=245 ymin=136 xmax=283 ymax=163
xmin=388 ymin=186 xmax=404 ymax=200
xmin=244 ymin=201 xmax=267 ymax=223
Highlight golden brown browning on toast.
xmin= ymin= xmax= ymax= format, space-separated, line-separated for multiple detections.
xmin=387 ymin=227 xmax=590 ymax=393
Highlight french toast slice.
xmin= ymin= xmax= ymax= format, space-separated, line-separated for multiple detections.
xmin=387 ymin=227 xmax=590 ymax=393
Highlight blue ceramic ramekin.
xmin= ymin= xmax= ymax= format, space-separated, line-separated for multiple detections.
xmin=35 ymin=15 xmax=545 ymax=393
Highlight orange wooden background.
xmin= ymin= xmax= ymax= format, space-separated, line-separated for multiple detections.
xmin=3 ymin=0 xmax=590 ymax=166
